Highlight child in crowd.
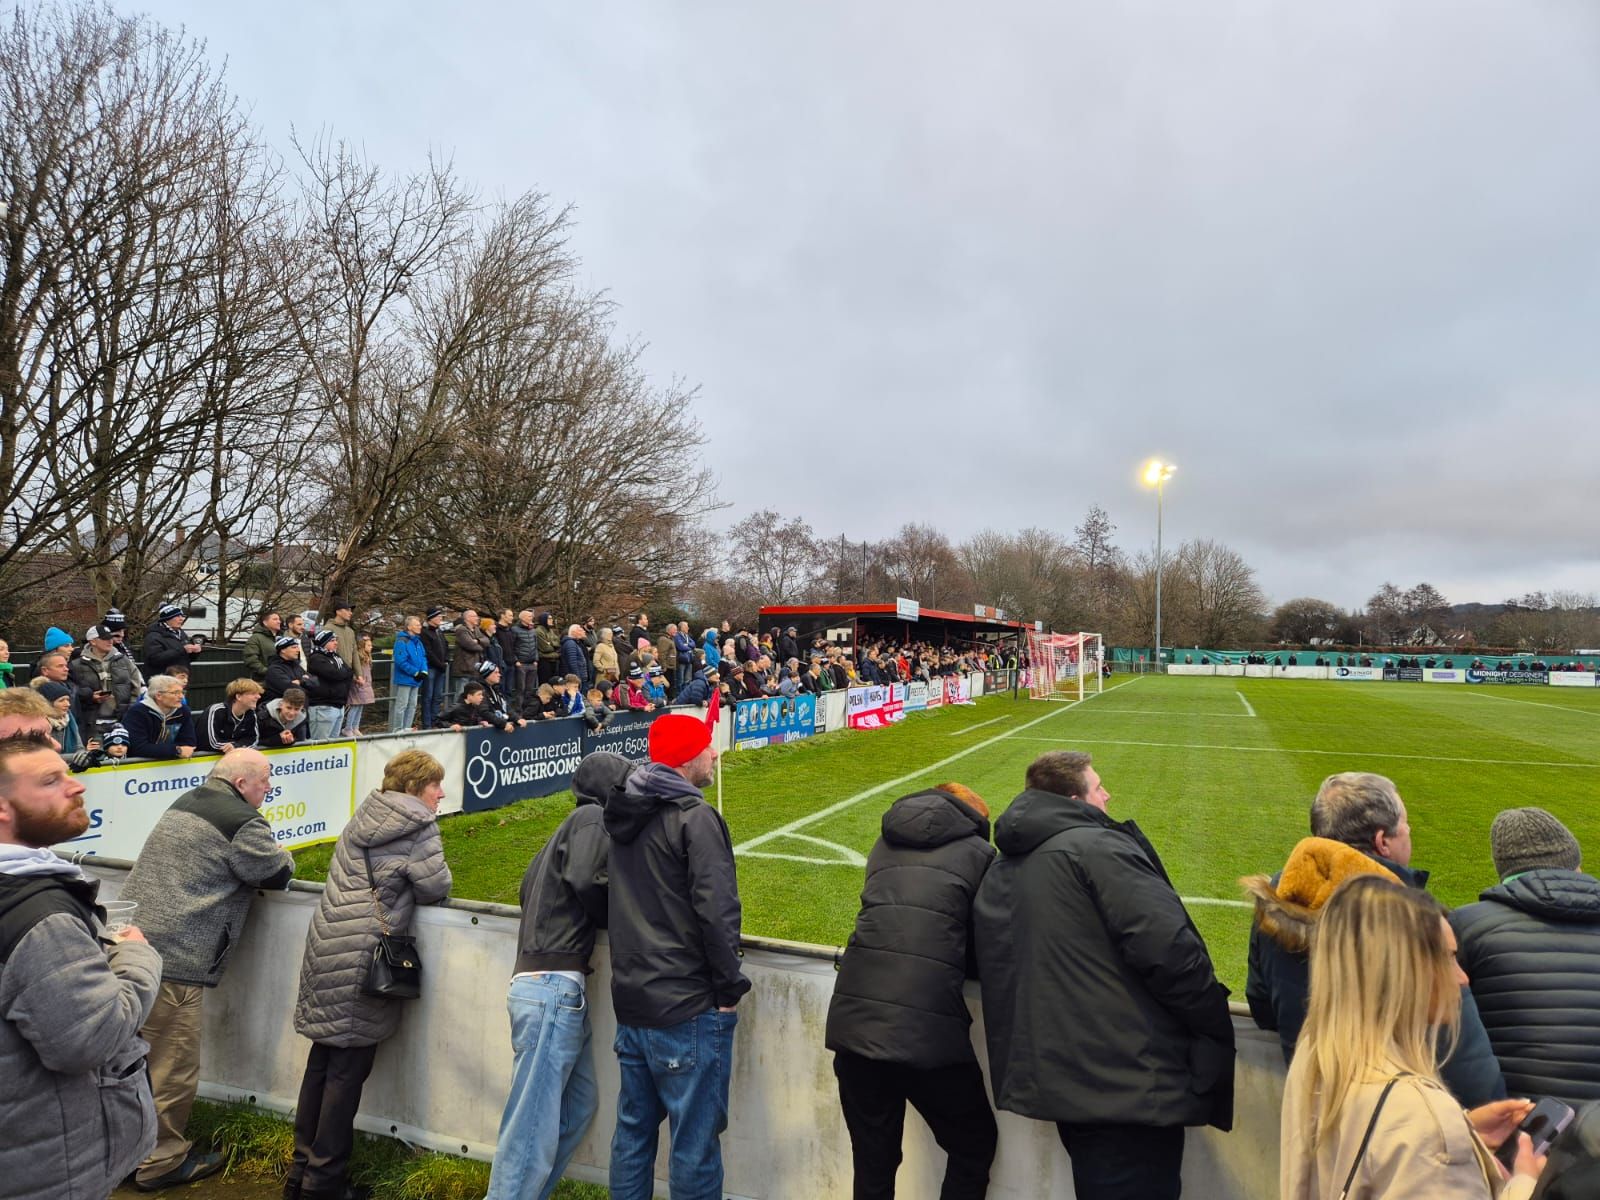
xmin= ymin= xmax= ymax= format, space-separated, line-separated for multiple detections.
xmin=583 ymin=688 xmax=612 ymax=731
xmin=257 ymin=687 xmax=310 ymax=746
xmin=559 ymin=674 xmax=585 ymax=717
xmin=615 ymin=665 xmax=654 ymax=712
xmin=440 ymin=681 xmax=514 ymax=732
xmin=643 ymin=665 xmax=668 ymax=707
xmin=342 ymin=634 xmax=375 ymax=735
xmin=524 ymin=683 xmax=562 ymax=721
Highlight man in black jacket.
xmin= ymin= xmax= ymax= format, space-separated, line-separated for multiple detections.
xmin=303 ymin=630 xmax=351 ymax=741
xmin=1245 ymin=770 xmax=1506 ymax=1105
xmin=485 ymin=753 xmax=632 ymax=1200
xmin=142 ymin=603 xmax=203 ymax=678
xmin=974 ymin=750 xmax=1234 ymax=1200
xmin=825 ymin=783 xmax=997 ymax=1199
xmin=604 ymin=713 xmax=748 ymax=1200
xmin=262 ymin=637 xmax=307 ymax=702
xmin=1452 ymin=808 xmax=1600 ymax=1106
xmin=419 ymin=607 xmax=452 ymax=730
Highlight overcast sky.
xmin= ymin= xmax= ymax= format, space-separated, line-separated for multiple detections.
xmin=140 ymin=0 xmax=1600 ymax=610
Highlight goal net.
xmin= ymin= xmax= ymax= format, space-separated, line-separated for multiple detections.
xmin=1026 ymin=631 xmax=1104 ymax=702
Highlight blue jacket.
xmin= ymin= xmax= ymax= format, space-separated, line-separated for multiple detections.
xmin=673 ymin=631 xmax=695 ymax=665
xmin=559 ymin=636 xmax=590 ymax=683
xmin=702 ymin=632 xmax=720 ymax=670
xmin=392 ymin=632 xmax=428 ymax=688
xmin=123 ymin=696 xmax=197 ymax=760
xmin=674 ymin=673 xmax=713 ymax=707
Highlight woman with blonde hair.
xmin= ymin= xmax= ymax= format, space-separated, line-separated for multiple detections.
xmin=1282 ymin=874 xmax=1545 ymax=1199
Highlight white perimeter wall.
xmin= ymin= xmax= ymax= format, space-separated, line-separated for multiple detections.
xmin=91 ymin=865 xmax=1284 ymax=1200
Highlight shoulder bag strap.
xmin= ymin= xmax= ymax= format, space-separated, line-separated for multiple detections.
xmin=1339 ymin=1073 xmax=1411 ymax=1200
xmin=363 ymin=844 xmax=393 ymax=940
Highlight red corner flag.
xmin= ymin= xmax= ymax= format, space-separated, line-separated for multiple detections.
xmin=704 ymin=685 xmax=720 ymax=731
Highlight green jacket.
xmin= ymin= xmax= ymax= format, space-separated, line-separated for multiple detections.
xmin=241 ymin=624 xmax=278 ymax=680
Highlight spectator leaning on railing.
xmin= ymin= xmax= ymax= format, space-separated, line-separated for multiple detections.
xmin=197 ymin=679 xmax=264 ymax=755
xmin=124 ymin=675 xmax=197 ymax=761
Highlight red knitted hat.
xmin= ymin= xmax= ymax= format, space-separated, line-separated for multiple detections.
xmin=649 ymin=713 xmax=713 ymax=767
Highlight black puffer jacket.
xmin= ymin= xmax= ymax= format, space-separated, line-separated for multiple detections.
xmin=825 ymin=788 xmax=994 ymax=1068
xmin=974 ymin=788 xmax=1235 ymax=1129
xmin=1451 ymin=869 xmax=1600 ymax=1106
xmin=604 ymin=762 xmax=750 ymax=1027
xmin=304 ymin=650 xmax=352 ymax=707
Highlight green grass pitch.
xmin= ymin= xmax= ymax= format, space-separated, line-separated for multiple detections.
xmin=295 ymin=675 xmax=1600 ymax=994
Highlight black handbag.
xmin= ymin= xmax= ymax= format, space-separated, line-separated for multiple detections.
xmin=358 ymin=845 xmax=422 ymax=1000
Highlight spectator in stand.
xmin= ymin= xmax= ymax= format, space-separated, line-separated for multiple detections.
xmin=30 ymin=649 xmax=70 ymax=692
xmin=1280 ymin=876 xmax=1545 ymax=1200
xmin=102 ymin=608 xmax=142 ymax=681
xmin=37 ymin=681 xmax=86 ymax=756
xmin=420 ymin=607 xmax=451 ymax=729
xmin=0 ymin=637 xmax=12 ymax=688
xmin=535 ymin=612 xmax=562 ymax=686
xmin=974 ymin=750 xmax=1234 ymax=1200
xmin=325 ymin=600 xmax=356 ymax=664
xmin=42 ymin=625 xmax=73 ymax=655
xmin=495 ymin=609 xmax=518 ymax=683
xmin=263 ymin=636 xmax=308 ymax=703
xmin=511 ymin=611 xmax=540 ymax=708
xmin=643 ymin=665 xmax=669 ymax=708
xmin=304 ymin=629 xmax=352 ymax=741
xmin=674 ymin=667 xmax=717 ymax=708
xmin=556 ymin=674 xmax=585 ymax=719
xmin=1452 ymin=809 xmax=1600 ymax=1107
xmin=286 ymin=614 xmax=313 ymax=665
xmin=778 ymin=626 xmax=801 ymax=663
xmin=125 ymin=675 xmax=198 ymax=761
xmin=342 ymin=635 xmax=375 ymax=736
xmin=673 ymin=624 xmax=696 ymax=693
xmin=627 ymin=612 xmax=650 ymax=655
xmin=826 ymin=782 xmax=997 ymax=1199
xmin=484 ymin=753 xmax=633 ymax=1200
xmin=775 ymin=667 xmax=799 ymax=699
xmin=606 ymin=715 xmax=748 ymax=1200
xmin=655 ymin=625 xmax=679 ymax=696
xmin=197 ymin=679 xmax=263 ymax=754
xmin=731 ymin=664 xmax=762 ymax=701
xmin=289 ymin=749 xmax=451 ymax=1200
xmin=120 ymin=749 xmax=293 ymax=1191
xmin=0 ymin=734 xmax=163 ymax=1200
xmin=258 ymin=688 xmax=309 ymax=747
xmin=143 ymin=603 xmax=204 ymax=677
xmin=452 ymin=609 xmax=490 ymax=701
xmin=579 ymin=687 xmax=611 ymax=731
xmin=70 ymin=624 xmax=138 ymax=734
xmin=0 ymin=688 xmax=101 ymax=771
xmin=479 ymin=662 xmax=525 ymax=730
xmin=390 ymin=617 xmax=428 ymax=733
xmin=592 ymin=625 xmax=619 ymax=689
xmin=801 ymin=660 xmax=823 ymax=696
xmin=615 ymin=666 xmax=655 ymax=714
xmin=560 ymin=624 xmax=590 ymax=686
xmin=481 ymin=615 xmax=509 ymax=684
xmin=101 ymin=723 xmax=131 ymax=760
xmin=440 ymin=680 xmax=502 ymax=731
xmin=241 ymin=611 xmax=281 ymax=681
xmin=1244 ymin=771 xmax=1505 ymax=1105
xmin=701 ymin=628 xmax=721 ymax=674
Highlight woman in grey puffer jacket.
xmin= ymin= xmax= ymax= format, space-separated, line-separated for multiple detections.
xmin=287 ymin=749 xmax=452 ymax=1200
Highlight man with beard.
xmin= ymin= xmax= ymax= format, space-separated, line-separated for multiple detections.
xmin=0 ymin=734 xmax=163 ymax=1199
xmin=604 ymin=714 xmax=749 ymax=1200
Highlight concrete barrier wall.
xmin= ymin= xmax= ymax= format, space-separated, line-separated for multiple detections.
xmin=90 ymin=864 xmax=1284 ymax=1200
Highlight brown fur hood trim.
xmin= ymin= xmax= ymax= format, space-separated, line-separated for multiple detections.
xmin=1239 ymin=837 xmax=1400 ymax=953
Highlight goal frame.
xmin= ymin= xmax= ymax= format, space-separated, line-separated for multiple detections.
xmin=1026 ymin=631 xmax=1104 ymax=702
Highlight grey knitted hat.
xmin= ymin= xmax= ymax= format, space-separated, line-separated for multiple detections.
xmin=1491 ymin=807 xmax=1581 ymax=879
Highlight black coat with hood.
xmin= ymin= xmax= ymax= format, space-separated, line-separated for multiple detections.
xmin=604 ymin=761 xmax=750 ymax=1027
xmin=1451 ymin=868 xmax=1600 ymax=1105
xmin=513 ymin=753 xmax=634 ymax=975
xmin=825 ymin=788 xmax=995 ymax=1068
xmin=973 ymin=787 xmax=1235 ymax=1130
xmin=304 ymin=649 xmax=352 ymax=707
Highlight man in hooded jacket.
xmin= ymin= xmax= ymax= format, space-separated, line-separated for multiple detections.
xmin=973 ymin=750 xmax=1234 ymax=1200
xmin=825 ymin=782 xmax=997 ymax=1199
xmin=486 ymin=753 xmax=633 ymax=1200
xmin=604 ymin=714 xmax=748 ymax=1200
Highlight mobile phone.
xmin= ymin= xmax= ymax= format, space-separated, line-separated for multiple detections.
xmin=1495 ymin=1097 xmax=1576 ymax=1170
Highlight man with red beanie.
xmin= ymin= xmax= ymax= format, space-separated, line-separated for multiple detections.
xmin=604 ymin=713 xmax=749 ymax=1200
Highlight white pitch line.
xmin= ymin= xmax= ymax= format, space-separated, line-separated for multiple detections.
xmin=1005 ymin=735 xmax=1598 ymax=770
xmin=1184 ymin=896 xmax=1253 ymax=909
xmin=1079 ymin=708 xmax=1255 ymax=719
xmin=783 ymin=833 xmax=867 ymax=866
xmin=947 ymin=715 xmax=1013 ymax=736
xmin=1236 ymin=691 xmax=1256 ymax=718
xmin=733 ymin=677 xmax=1141 ymax=854
xmin=1456 ymin=690 xmax=1600 ymax=717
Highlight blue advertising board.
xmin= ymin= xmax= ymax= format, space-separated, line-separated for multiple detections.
xmin=581 ymin=708 xmax=662 ymax=761
xmin=733 ymin=694 xmax=816 ymax=749
xmin=461 ymin=718 xmax=585 ymax=813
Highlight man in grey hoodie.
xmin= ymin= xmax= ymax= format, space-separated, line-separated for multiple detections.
xmin=0 ymin=734 xmax=162 ymax=1200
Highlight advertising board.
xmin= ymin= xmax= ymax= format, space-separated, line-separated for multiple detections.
xmin=733 ymin=694 xmax=817 ymax=749
xmin=1466 ymin=669 xmax=1549 ymax=686
xmin=1332 ymin=666 xmax=1383 ymax=681
xmin=460 ymin=719 xmax=584 ymax=813
xmin=846 ymin=685 xmax=903 ymax=730
xmin=1550 ymin=672 xmax=1599 ymax=688
xmin=1423 ymin=669 xmax=1464 ymax=684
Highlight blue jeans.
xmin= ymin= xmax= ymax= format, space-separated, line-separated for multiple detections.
xmin=307 ymin=706 xmax=343 ymax=740
xmin=341 ymin=705 xmax=365 ymax=736
xmin=485 ymin=975 xmax=598 ymax=1200
xmin=388 ymin=685 xmax=419 ymax=732
xmin=421 ymin=671 xmax=449 ymax=729
xmin=609 ymin=1009 xmax=737 ymax=1200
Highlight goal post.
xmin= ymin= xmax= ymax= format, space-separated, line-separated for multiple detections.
xmin=1026 ymin=631 xmax=1104 ymax=702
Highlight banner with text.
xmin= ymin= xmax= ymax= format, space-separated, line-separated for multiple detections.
xmin=461 ymin=719 xmax=585 ymax=813
xmin=1423 ymin=669 xmax=1465 ymax=684
xmin=60 ymin=742 xmax=356 ymax=859
xmin=943 ymin=675 xmax=973 ymax=705
xmin=1550 ymin=671 xmax=1598 ymax=688
xmin=1467 ymin=669 xmax=1549 ymax=686
xmin=733 ymin=694 xmax=817 ymax=749
xmin=905 ymin=681 xmax=930 ymax=712
xmin=582 ymin=708 xmax=664 ymax=760
xmin=846 ymin=685 xmax=904 ymax=730
xmin=1332 ymin=666 xmax=1384 ymax=681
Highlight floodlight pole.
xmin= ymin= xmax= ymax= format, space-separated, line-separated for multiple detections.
xmin=1154 ymin=475 xmax=1164 ymax=675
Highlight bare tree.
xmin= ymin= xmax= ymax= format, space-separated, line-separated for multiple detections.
xmin=1270 ymin=597 xmax=1343 ymax=644
xmin=726 ymin=511 xmax=821 ymax=604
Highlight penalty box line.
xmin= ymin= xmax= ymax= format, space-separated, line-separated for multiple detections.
xmin=1004 ymin=735 xmax=1600 ymax=770
xmin=732 ymin=676 xmax=1142 ymax=857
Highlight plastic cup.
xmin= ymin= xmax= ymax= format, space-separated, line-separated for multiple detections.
xmin=102 ymin=900 xmax=138 ymax=933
